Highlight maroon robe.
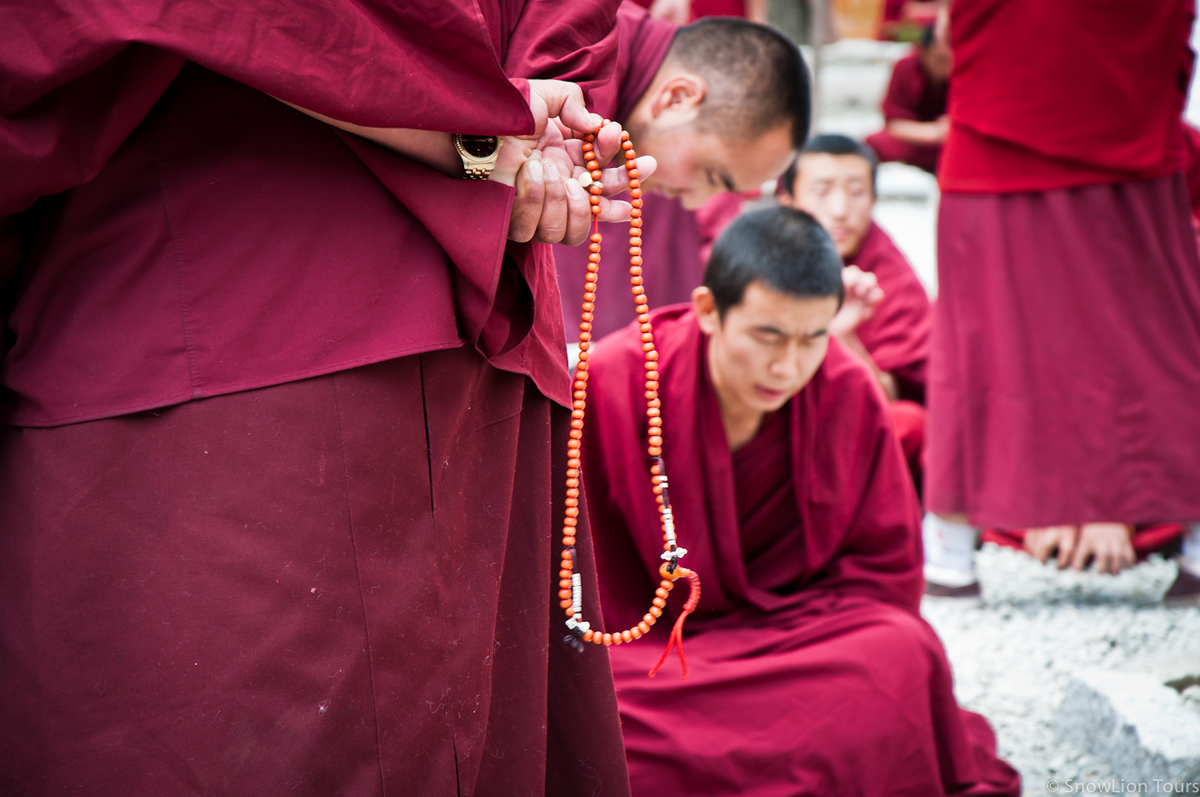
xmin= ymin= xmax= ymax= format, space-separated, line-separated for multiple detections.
xmin=1183 ymin=122 xmax=1200 ymax=228
xmin=845 ymin=221 xmax=931 ymax=403
xmin=929 ymin=0 xmax=1200 ymax=528
xmin=0 ymin=1 xmax=632 ymax=793
xmin=865 ymin=51 xmax=948 ymax=175
xmin=581 ymin=305 xmax=1020 ymax=796
xmin=554 ymin=4 xmax=723 ymax=343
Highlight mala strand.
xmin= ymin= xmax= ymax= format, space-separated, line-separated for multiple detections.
xmin=558 ymin=122 xmax=702 ymax=679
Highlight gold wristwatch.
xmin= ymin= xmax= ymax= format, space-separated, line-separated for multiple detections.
xmin=453 ymin=134 xmax=502 ymax=180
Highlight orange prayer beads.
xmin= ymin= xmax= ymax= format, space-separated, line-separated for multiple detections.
xmin=560 ymin=122 xmax=701 ymax=679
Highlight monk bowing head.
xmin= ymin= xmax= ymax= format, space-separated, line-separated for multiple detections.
xmin=624 ymin=18 xmax=810 ymax=210
xmin=694 ymin=206 xmax=843 ymax=434
xmin=779 ymin=134 xmax=878 ymax=259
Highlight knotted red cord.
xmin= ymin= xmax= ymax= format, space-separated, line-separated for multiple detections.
xmin=648 ymin=567 xmax=702 ymax=678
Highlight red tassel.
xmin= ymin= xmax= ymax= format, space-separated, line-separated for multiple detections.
xmin=648 ymin=568 xmax=701 ymax=679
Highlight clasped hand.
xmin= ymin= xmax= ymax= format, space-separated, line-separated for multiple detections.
xmin=492 ymin=80 xmax=658 ymax=245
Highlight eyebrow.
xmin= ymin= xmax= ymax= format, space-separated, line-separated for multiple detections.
xmin=752 ymin=325 xmax=829 ymax=338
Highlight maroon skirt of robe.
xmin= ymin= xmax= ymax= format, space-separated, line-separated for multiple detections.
xmin=0 ymin=346 xmax=629 ymax=797
xmin=927 ymin=174 xmax=1200 ymax=527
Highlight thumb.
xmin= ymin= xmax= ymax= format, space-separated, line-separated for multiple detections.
xmin=528 ymin=79 xmax=602 ymax=138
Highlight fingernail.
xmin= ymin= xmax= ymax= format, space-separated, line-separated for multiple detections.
xmin=527 ymin=159 xmax=544 ymax=183
xmin=565 ymin=178 xmax=585 ymax=198
xmin=544 ymin=161 xmax=560 ymax=182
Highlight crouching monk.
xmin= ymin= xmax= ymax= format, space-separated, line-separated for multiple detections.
xmin=580 ymin=207 xmax=1019 ymax=796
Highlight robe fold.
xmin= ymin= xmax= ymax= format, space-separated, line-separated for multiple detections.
xmin=865 ymin=51 xmax=947 ymax=175
xmin=581 ymin=305 xmax=1019 ymax=796
xmin=929 ymin=0 xmax=1200 ymax=528
xmin=1 ymin=0 xmax=623 ymax=423
xmin=553 ymin=4 xmax=720 ymax=344
xmin=1 ymin=1 xmax=634 ymax=793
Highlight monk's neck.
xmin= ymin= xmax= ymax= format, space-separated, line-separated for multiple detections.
xmin=720 ymin=404 xmax=766 ymax=453
xmin=707 ymin=346 xmax=765 ymax=452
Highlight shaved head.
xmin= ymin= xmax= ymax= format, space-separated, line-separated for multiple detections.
xmin=665 ymin=18 xmax=811 ymax=148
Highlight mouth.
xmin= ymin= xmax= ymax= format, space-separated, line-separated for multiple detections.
xmin=754 ymin=385 xmax=789 ymax=403
xmin=829 ymin=227 xmax=851 ymax=241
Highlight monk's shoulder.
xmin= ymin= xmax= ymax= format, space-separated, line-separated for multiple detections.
xmin=854 ymin=225 xmax=926 ymax=296
xmin=590 ymin=303 xmax=695 ymax=380
xmin=814 ymin=339 xmax=891 ymax=418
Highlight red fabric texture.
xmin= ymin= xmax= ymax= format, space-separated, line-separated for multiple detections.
xmin=845 ymin=221 xmax=932 ymax=402
xmin=889 ymin=398 xmax=927 ymax=497
xmin=1183 ymin=122 xmax=1200 ymax=225
xmin=981 ymin=525 xmax=1187 ymax=562
xmin=554 ymin=5 xmax=715 ymax=343
xmin=881 ymin=52 xmax=948 ymax=124
xmin=694 ymin=190 xmax=746 ymax=266
xmin=928 ymin=175 xmax=1200 ymax=528
xmin=1 ymin=0 xmax=623 ymax=425
xmin=865 ymin=52 xmax=947 ymax=174
xmin=0 ymin=347 xmax=630 ymax=796
xmin=867 ymin=129 xmax=942 ymax=175
xmin=581 ymin=305 xmax=1019 ymax=795
xmin=940 ymin=0 xmax=1194 ymax=193
xmin=690 ymin=0 xmax=746 ymax=18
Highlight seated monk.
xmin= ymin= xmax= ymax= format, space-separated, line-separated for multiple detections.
xmin=554 ymin=4 xmax=808 ymax=343
xmin=779 ymin=134 xmax=932 ymax=493
xmin=580 ymin=206 xmax=1020 ymax=795
xmin=866 ymin=10 xmax=951 ymax=175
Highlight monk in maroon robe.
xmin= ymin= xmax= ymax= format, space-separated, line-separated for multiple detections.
xmin=925 ymin=0 xmax=1200 ymax=604
xmin=0 ymin=0 xmax=658 ymax=793
xmin=581 ymin=207 xmax=1019 ymax=795
xmin=554 ymin=4 xmax=808 ymax=343
xmin=866 ymin=11 xmax=951 ymax=175
xmin=780 ymin=134 xmax=932 ymax=491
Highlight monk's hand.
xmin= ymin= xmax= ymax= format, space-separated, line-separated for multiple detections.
xmin=829 ymin=266 xmax=883 ymax=338
xmin=504 ymin=117 xmax=657 ymax=245
xmin=1024 ymin=525 xmax=1079 ymax=569
xmin=648 ymin=0 xmax=692 ymax=23
xmin=1070 ymin=523 xmax=1136 ymax=575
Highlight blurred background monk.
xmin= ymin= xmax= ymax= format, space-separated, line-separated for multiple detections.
xmin=0 ymin=0 xmax=659 ymax=793
xmin=581 ymin=207 xmax=1019 ymax=795
xmin=780 ymin=134 xmax=932 ymax=493
xmin=866 ymin=8 xmax=951 ymax=175
xmin=923 ymin=0 xmax=1200 ymax=605
xmin=555 ymin=4 xmax=809 ymax=344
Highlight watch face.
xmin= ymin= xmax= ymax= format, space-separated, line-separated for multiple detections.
xmin=461 ymin=136 xmax=498 ymax=158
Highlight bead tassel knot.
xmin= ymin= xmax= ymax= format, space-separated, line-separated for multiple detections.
xmin=559 ymin=122 xmax=701 ymax=679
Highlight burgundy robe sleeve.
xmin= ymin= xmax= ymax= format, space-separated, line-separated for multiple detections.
xmin=849 ymin=223 xmax=932 ymax=400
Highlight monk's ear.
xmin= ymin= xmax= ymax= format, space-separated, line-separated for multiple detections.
xmin=693 ymin=286 xmax=721 ymax=334
xmin=649 ymin=73 xmax=706 ymax=121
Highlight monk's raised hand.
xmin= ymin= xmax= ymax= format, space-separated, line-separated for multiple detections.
xmin=1070 ymin=523 xmax=1135 ymax=575
xmin=829 ymin=266 xmax=883 ymax=337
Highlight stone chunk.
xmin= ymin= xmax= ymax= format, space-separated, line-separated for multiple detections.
xmin=1055 ymin=669 xmax=1200 ymax=783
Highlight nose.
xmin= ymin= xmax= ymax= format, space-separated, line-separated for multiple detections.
xmin=768 ymin=347 xmax=801 ymax=382
xmin=828 ymin=187 xmax=849 ymax=219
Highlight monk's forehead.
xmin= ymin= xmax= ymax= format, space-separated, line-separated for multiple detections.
xmin=797 ymin=152 xmax=872 ymax=179
xmin=730 ymin=282 xmax=837 ymax=332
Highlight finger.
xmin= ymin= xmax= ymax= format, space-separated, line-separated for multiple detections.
xmin=533 ymin=80 xmax=602 ymax=136
xmin=533 ymin=161 xmax=568 ymax=243
xmin=1068 ymin=536 xmax=1090 ymax=571
xmin=508 ymin=158 xmax=545 ymax=243
xmin=562 ymin=178 xmax=593 ymax=246
xmin=592 ymin=121 xmax=624 ymax=167
xmin=598 ymin=155 xmax=658 ymax=196
xmin=596 ymin=197 xmax=632 ymax=224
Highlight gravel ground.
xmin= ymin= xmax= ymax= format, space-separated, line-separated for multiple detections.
xmin=921 ymin=544 xmax=1200 ymax=796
